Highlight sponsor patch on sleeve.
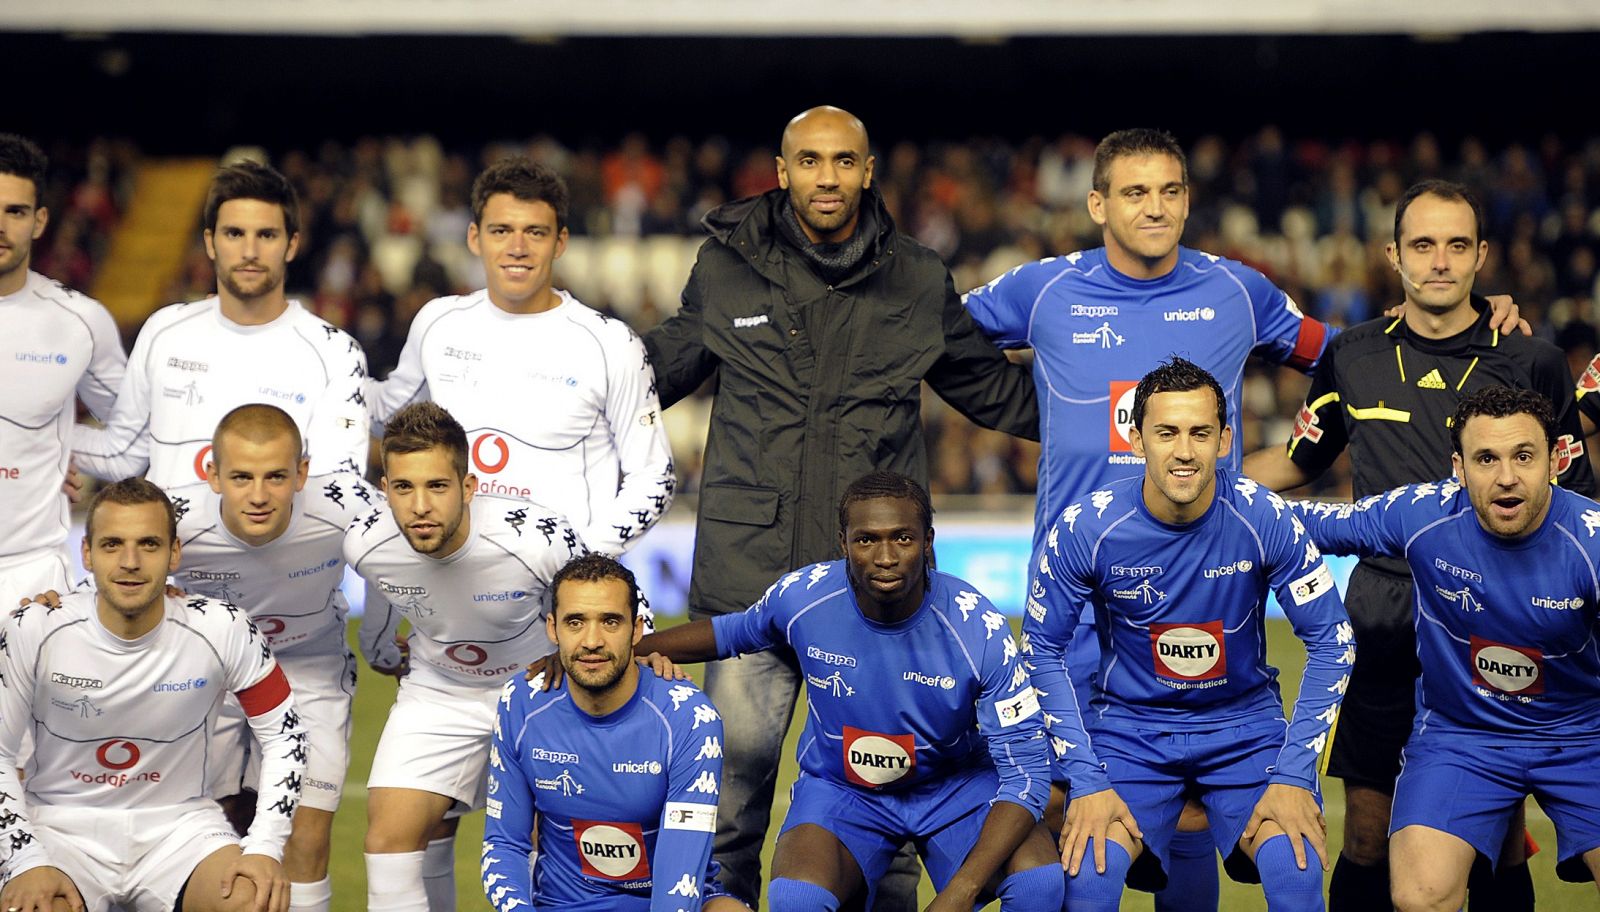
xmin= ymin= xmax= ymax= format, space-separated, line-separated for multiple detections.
xmin=662 ymin=801 xmax=718 ymax=833
xmin=1289 ymin=563 xmax=1336 ymax=606
xmin=993 ymin=686 xmax=1041 ymax=728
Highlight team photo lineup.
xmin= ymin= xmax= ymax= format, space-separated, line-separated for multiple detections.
xmin=4 ymin=90 xmax=1600 ymax=912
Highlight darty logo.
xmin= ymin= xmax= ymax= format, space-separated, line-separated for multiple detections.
xmin=472 ymin=433 xmax=510 ymax=474
xmin=1109 ymin=381 xmax=1138 ymax=453
xmin=1149 ymin=621 xmax=1226 ymax=682
xmin=1470 ymin=636 xmax=1543 ymax=695
xmin=574 ymin=820 xmax=650 ymax=881
xmin=842 ymin=726 xmax=915 ymax=788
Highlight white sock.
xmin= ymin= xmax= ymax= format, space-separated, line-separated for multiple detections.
xmin=287 ymin=876 xmax=331 ymax=912
xmin=366 ymin=851 xmax=428 ymax=912
xmin=423 ymin=836 xmax=456 ymax=911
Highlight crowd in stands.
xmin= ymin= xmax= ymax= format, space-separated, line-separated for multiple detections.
xmin=48 ymin=129 xmax=1600 ymax=501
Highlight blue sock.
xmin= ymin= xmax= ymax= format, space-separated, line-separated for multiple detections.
xmin=995 ymin=863 xmax=1066 ymax=912
xmin=1255 ymin=834 xmax=1326 ymax=912
xmin=1064 ymin=840 xmax=1131 ymax=912
xmin=1154 ymin=828 xmax=1219 ymax=912
xmin=768 ymin=877 xmax=841 ymax=912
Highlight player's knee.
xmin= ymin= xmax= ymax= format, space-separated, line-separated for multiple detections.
xmin=994 ymin=863 xmax=1065 ymax=912
xmin=767 ymin=877 xmax=840 ymax=912
xmin=1064 ymin=839 xmax=1131 ymax=912
xmin=214 ymin=874 xmax=261 ymax=912
xmin=1254 ymin=835 xmax=1324 ymax=912
xmin=1391 ymin=877 xmax=1465 ymax=912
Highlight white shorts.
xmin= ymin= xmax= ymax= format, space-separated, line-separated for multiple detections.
xmin=20 ymin=802 xmax=239 ymax=912
xmin=367 ymin=674 xmax=500 ymax=811
xmin=0 ymin=548 xmax=73 ymax=608
xmin=205 ymin=647 xmax=356 ymax=812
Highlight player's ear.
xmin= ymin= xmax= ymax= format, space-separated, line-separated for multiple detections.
xmin=462 ymin=473 xmax=477 ymax=504
xmin=546 ymin=612 xmax=559 ymax=646
xmin=1385 ymin=242 xmax=1401 ymax=273
xmin=203 ymin=228 xmax=217 ymax=262
xmin=294 ymin=456 xmax=310 ymax=490
xmin=1087 ymin=190 xmax=1107 ymax=227
xmin=553 ymin=225 xmax=569 ymax=261
xmin=862 ymin=154 xmax=875 ymax=190
xmin=31 ymin=205 xmax=48 ymax=240
xmin=1474 ymin=240 xmax=1488 ymax=273
xmin=632 ymin=612 xmax=645 ymax=646
xmin=1219 ymin=425 xmax=1233 ymax=458
xmin=467 ymin=221 xmax=481 ymax=257
xmin=1129 ymin=425 xmax=1146 ymax=459
xmin=285 ymin=231 xmax=301 ymax=263
xmin=168 ymin=536 xmax=182 ymax=575
xmin=1451 ymin=452 xmax=1463 ymax=480
xmin=775 ymin=155 xmax=790 ymax=190
xmin=206 ymin=459 xmax=222 ymax=493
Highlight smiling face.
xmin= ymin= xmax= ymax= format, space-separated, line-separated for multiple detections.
xmin=776 ymin=108 xmax=875 ymax=245
xmin=467 ymin=193 xmax=567 ymax=314
xmin=1131 ymin=386 xmax=1232 ymax=524
xmin=1089 ymin=152 xmax=1188 ymax=280
xmin=84 ymin=500 xmax=181 ymax=631
xmin=1453 ymin=412 xmax=1556 ymax=539
xmin=840 ymin=495 xmax=932 ymax=618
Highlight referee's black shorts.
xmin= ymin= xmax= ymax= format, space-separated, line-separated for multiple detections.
xmin=1325 ymin=562 xmax=1420 ymax=792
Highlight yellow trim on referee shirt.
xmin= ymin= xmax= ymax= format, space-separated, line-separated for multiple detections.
xmin=1347 ymin=403 xmax=1412 ymax=422
xmin=1318 ymin=706 xmax=1342 ymax=776
xmin=1394 ymin=346 xmax=1406 ymax=383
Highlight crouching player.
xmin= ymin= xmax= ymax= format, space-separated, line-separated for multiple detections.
xmin=1290 ymin=386 xmax=1600 ymax=910
xmin=1026 ymin=359 xmax=1353 ymax=912
xmin=631 ymin=471 xmax=1063 ymax=912
xmin=482 ymin=554 xmax=745 ymax=911
xmin=0 ymin=478 xmax=306 ymax=912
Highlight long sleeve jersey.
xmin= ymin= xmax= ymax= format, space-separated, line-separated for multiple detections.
xmin=0 ymin=592 xmax=305 ymax=878
xmin=1291 ymin=482 xmax=1600 ymax=742
xmin=369 ymin=289 xmax=675 ymax=556
xmin=72 ymin=297 xmax=369 ymax=488
xmin=170 ymin=473 xmax=377 ymax=658
xmin=482 ymin=671 xmax=723 ymax=911
xmin=963 ymin=247 xmax=1330 ymax=553
xmin=712 ymin=562 xmax=1051 ymax=818
xmin=1025 ymin=470 xmax=1353 ymax=797
xmin=0 ymin=271 xmax=125 ymax=565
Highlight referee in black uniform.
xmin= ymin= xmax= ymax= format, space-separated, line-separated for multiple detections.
xmin=1245 ymin=178 xmax=1595 ymax=912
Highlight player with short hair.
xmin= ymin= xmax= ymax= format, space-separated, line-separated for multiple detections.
xmin=630 ymin=471 xmax=1062 ymax=912
xmin=347 ymin=402 xmax=592 ymax=912
xmin=0 ymin=132 xmax=126 ymax=602
xmin=72 ymin=159 xmax=368 ymax=490
xmin=0 ymin=477 xmax=306 ymax=912
xmin=482 ymin=553 xmax=747 ymax=912
xmin=369 ymin=155 xmax=673 ymax=557
xmin=1288 ymin=386 xmax=1600 ymax=909
xmin=1026 ymin=358 xmax=1352 ymax=912
xmin=165 ymin=403 xmax=377 ymax=912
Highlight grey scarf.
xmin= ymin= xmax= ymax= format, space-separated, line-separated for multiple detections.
xmin=777 ymin=195 xmax=878 ymax=285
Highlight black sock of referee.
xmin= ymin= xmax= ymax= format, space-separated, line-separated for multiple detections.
xmin=1467 ymin=855 xmax=1534 ymax=911
xmin=1329 ymin=854 xmax=1390 ymax=912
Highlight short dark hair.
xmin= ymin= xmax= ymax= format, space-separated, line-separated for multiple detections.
xmin=1394 ymin=179 xmax=1485 ymax=247
xmin=85 ymin=477 xmax=177 ymax=544
xmin=381 ymin=402 xmax=469 ymax=479
xmin=1093 ymin=128 xmax=1187 ymax=195
xmin=203 ymin=160 xmax=300 ymax=238
xmin=0 ymin=134 xmax=47 ymax=201
xmin=551 ymin=553 xmax=641 ymax=620
xmin=1131 ymin=356 xmax=1227 ymax=432
xmin=1450 ymin=386 xmax=1557 ymax=454
xmin=838 ymin=471 xmax=933 ymax=536
xmin=213 ymin=403 xmax=303 ymax=465
xmin=470 ymin=156 xmax=569 ymax=233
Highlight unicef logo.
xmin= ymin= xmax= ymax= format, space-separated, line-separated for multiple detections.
xmin=939 ymin=676 xmax=955 ymax=690
xmin=1238 ymin=560 xmax=1252 ymax=572
xmin=648 ymin=761 xmax=662 ymax=775
xmin=566 ymin=377 xmax=578 ymax=388
xmin=1200 ymin=307 xmax=1216 ymax=321
xmin=54 ymin=353 xmax=68 ymax=365
xmin=295 ymin=393 xmax=307 ymax=404
xmin=325 ymin=558 xmax=339 ymax=568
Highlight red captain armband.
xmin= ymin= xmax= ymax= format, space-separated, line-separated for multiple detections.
xmin=1286 ymin=317 xmax=1329 ymax=372
xmin=237 ymin=664 xmax=292 ymax=717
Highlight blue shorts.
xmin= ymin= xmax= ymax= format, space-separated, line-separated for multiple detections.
xmin=1091 ymin=716 xmax=1307 ymax=891
xmin=781 ymin=765 xmax=998 ymax=906
xmin=1393 ymin=734 xmax=1600 ymax=883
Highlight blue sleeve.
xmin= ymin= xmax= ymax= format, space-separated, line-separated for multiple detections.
xmin=710 ymin=571 xmax=801 ymax=658
xmin=1238 ymin=263 xmax=1332 ymax=374
xmin=970 ymin=594 xmax=1052 ymax=819
xmin=1021 ymin=505 xmax=1111 ymax=797
xmin=1259 ymin=493 xmax=1354 ymax=788
xmin=482 ymin=678 xmax=538 ymax=912
xmin=962 ymin=260 xmax=1055 ymax=349
xmin=650 ymin=691 xmax=724 ymax=910
xmin=1288 ymin=485 xmax=1425 ymax=559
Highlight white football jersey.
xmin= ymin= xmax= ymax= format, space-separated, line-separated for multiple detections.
xmin=371 ymin=289 xmax=674 ymax=555
xmin=0 ymin=272 xmax=125 ymax=564
xmin=171 ymin=472 xmax=378 ymax=656
xmin=72 ymin=298 xmax=369 ymax=490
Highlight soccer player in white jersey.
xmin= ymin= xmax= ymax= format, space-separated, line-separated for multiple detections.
xmin=72 ymin=160 xmax=368 ymax=490
xmin=346 ymin=402 xmax=590 ymax=912
xmin=369 ymin=157 xmax=673 ymax=556
xmin=0 ymin=133 xmax=127 ymax=602
xmin=0 ymin=478 xmax=306 ymax=912
xmin=166 ymin=403 xmax=376 ymax=912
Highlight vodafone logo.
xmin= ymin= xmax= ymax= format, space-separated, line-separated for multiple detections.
xmin=471 ymin=434 xmax=510 ymax=474
xmin=96 ymin=739 xmax=141 ymax=770
xmin=573 ymin=820 xmax=650 ymax=881
xmin=842 ymin=726 xmax=915 ymax=788
xmin=446 ymin=644 xmax=489 ymax=666
xmin=1108 ymin=381 xmax=1139 ymax=453
xmin=1150 ymin=621 xmax=1226 ymax=681
xmin=257 ymin=618 xmax=287 ymax=637
xmin=193 ymin=444 xmax=214 ymax=480
xmin=1470 ymin=636 xmax=1543 ymax=695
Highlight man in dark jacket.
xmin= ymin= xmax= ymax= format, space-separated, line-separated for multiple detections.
xmin=644 ymin=106 xmax=1039 ymax=909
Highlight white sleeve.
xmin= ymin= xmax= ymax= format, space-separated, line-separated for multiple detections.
xmin=75 ymin=299 xmax=127 ymax=422
xmin=580 ymin=331 xmax=675 ymax=556
xmin=356 ymin=576 xmax=404 ymax=670
xmin=71 ymin=319 xmax=154 ymax=481
xmin=305 ymin=332 xmax=371 ymax=477
xmin=220 ymin=613 xmax=305 ymax=861
xmin=368 ymin=305 xmax=435 ymax=430
xmin=0 ymin=618 xmax=51 ymax=878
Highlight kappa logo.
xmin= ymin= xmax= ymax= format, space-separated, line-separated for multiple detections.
xmin=1470 ymin=636 xmax=1543 ymax=696
xmin=842 ymin=726 xmax=915 ymax=787
xmin=1433 ymin=558 xmax=1483 ymax=584
xmin=573 ymin=820 xmax=650 ymax=881
xmin=806 ymin=646 xmax=856 ymax=667
xmin=733 ymin=314 xmax=770 ymax=329
xmin=1149 ymin=621 xmax=1226 ymax=683
xmin=1070 ymin=304 xmax=1119 ymax=318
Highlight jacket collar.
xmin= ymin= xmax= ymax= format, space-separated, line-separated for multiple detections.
xmin=700 ymin=187 xmax=897 ymax=286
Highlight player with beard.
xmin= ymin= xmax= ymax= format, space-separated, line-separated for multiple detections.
xmin=346 ymin=402 xmax=593 ymax=912
xmin=72 ymin=160 xmax=368 ymax=490
xmin=483 ymin=554 xmax=747 ymax=912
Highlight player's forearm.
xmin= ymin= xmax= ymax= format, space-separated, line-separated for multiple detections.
xmin=1242 ymin=446 xmax=1314 ymax=493
xmin=479 ymin=839 xmax=535 ymax=912
xmin=239 ymin=690 xmax=307 ymax=860
xmin=1286 ymin=498 xmax=1386 ymax=558
xmin=0 ymin=746 xmax=48 ymax=876
xmin=635 ymin=619 xmax=720 ymax=665
xmin=1021 ymin=618 xmax=1108 ymax=796
xmin=1276 ymin=616 xmax=1354 ymax=788
xmin=937 ymin=801 xmax=1036 ymax=902
xmin=70 ymin=423 xmax=149 ymax=481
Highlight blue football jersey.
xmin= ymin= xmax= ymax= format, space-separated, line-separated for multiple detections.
xmin=712 ymin=561 xmax=1051 ymax=818
xmin=482 ymin=671 xmax=723 ymax=911
xmin=1292 ymin=481 xmax=1600 ymax=742
xmin=1025 ymin=469 xmax=1354 ymax=797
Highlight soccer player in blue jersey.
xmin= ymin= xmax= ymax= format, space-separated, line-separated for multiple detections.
xmin=632 ymin=472 xmax=1062 ymax=912
xmin=1288 ymin=386 xmax=1600 ymax=910
xmin=1025 ymin=358 xmax=1353 ymax=912
xmin=483 ymin=553 xmax=748 ymax=912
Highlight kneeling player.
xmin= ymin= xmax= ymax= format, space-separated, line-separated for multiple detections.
xmin=1026 ymin=359 xmax=1352 ymax=912
xmin=483 ymin=554 xmax=745 ymax=911
xmin=633 ymin=471 xmax=1063 ymax=912
xmin=0 ymin=478 xmax=306 ymax=912
xmin=1291 ymin=387 xmax=1600 ymax=909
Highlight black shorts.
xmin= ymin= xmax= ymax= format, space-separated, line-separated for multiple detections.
xmin=1324 ymin=562 xmax=1420 ymax=791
